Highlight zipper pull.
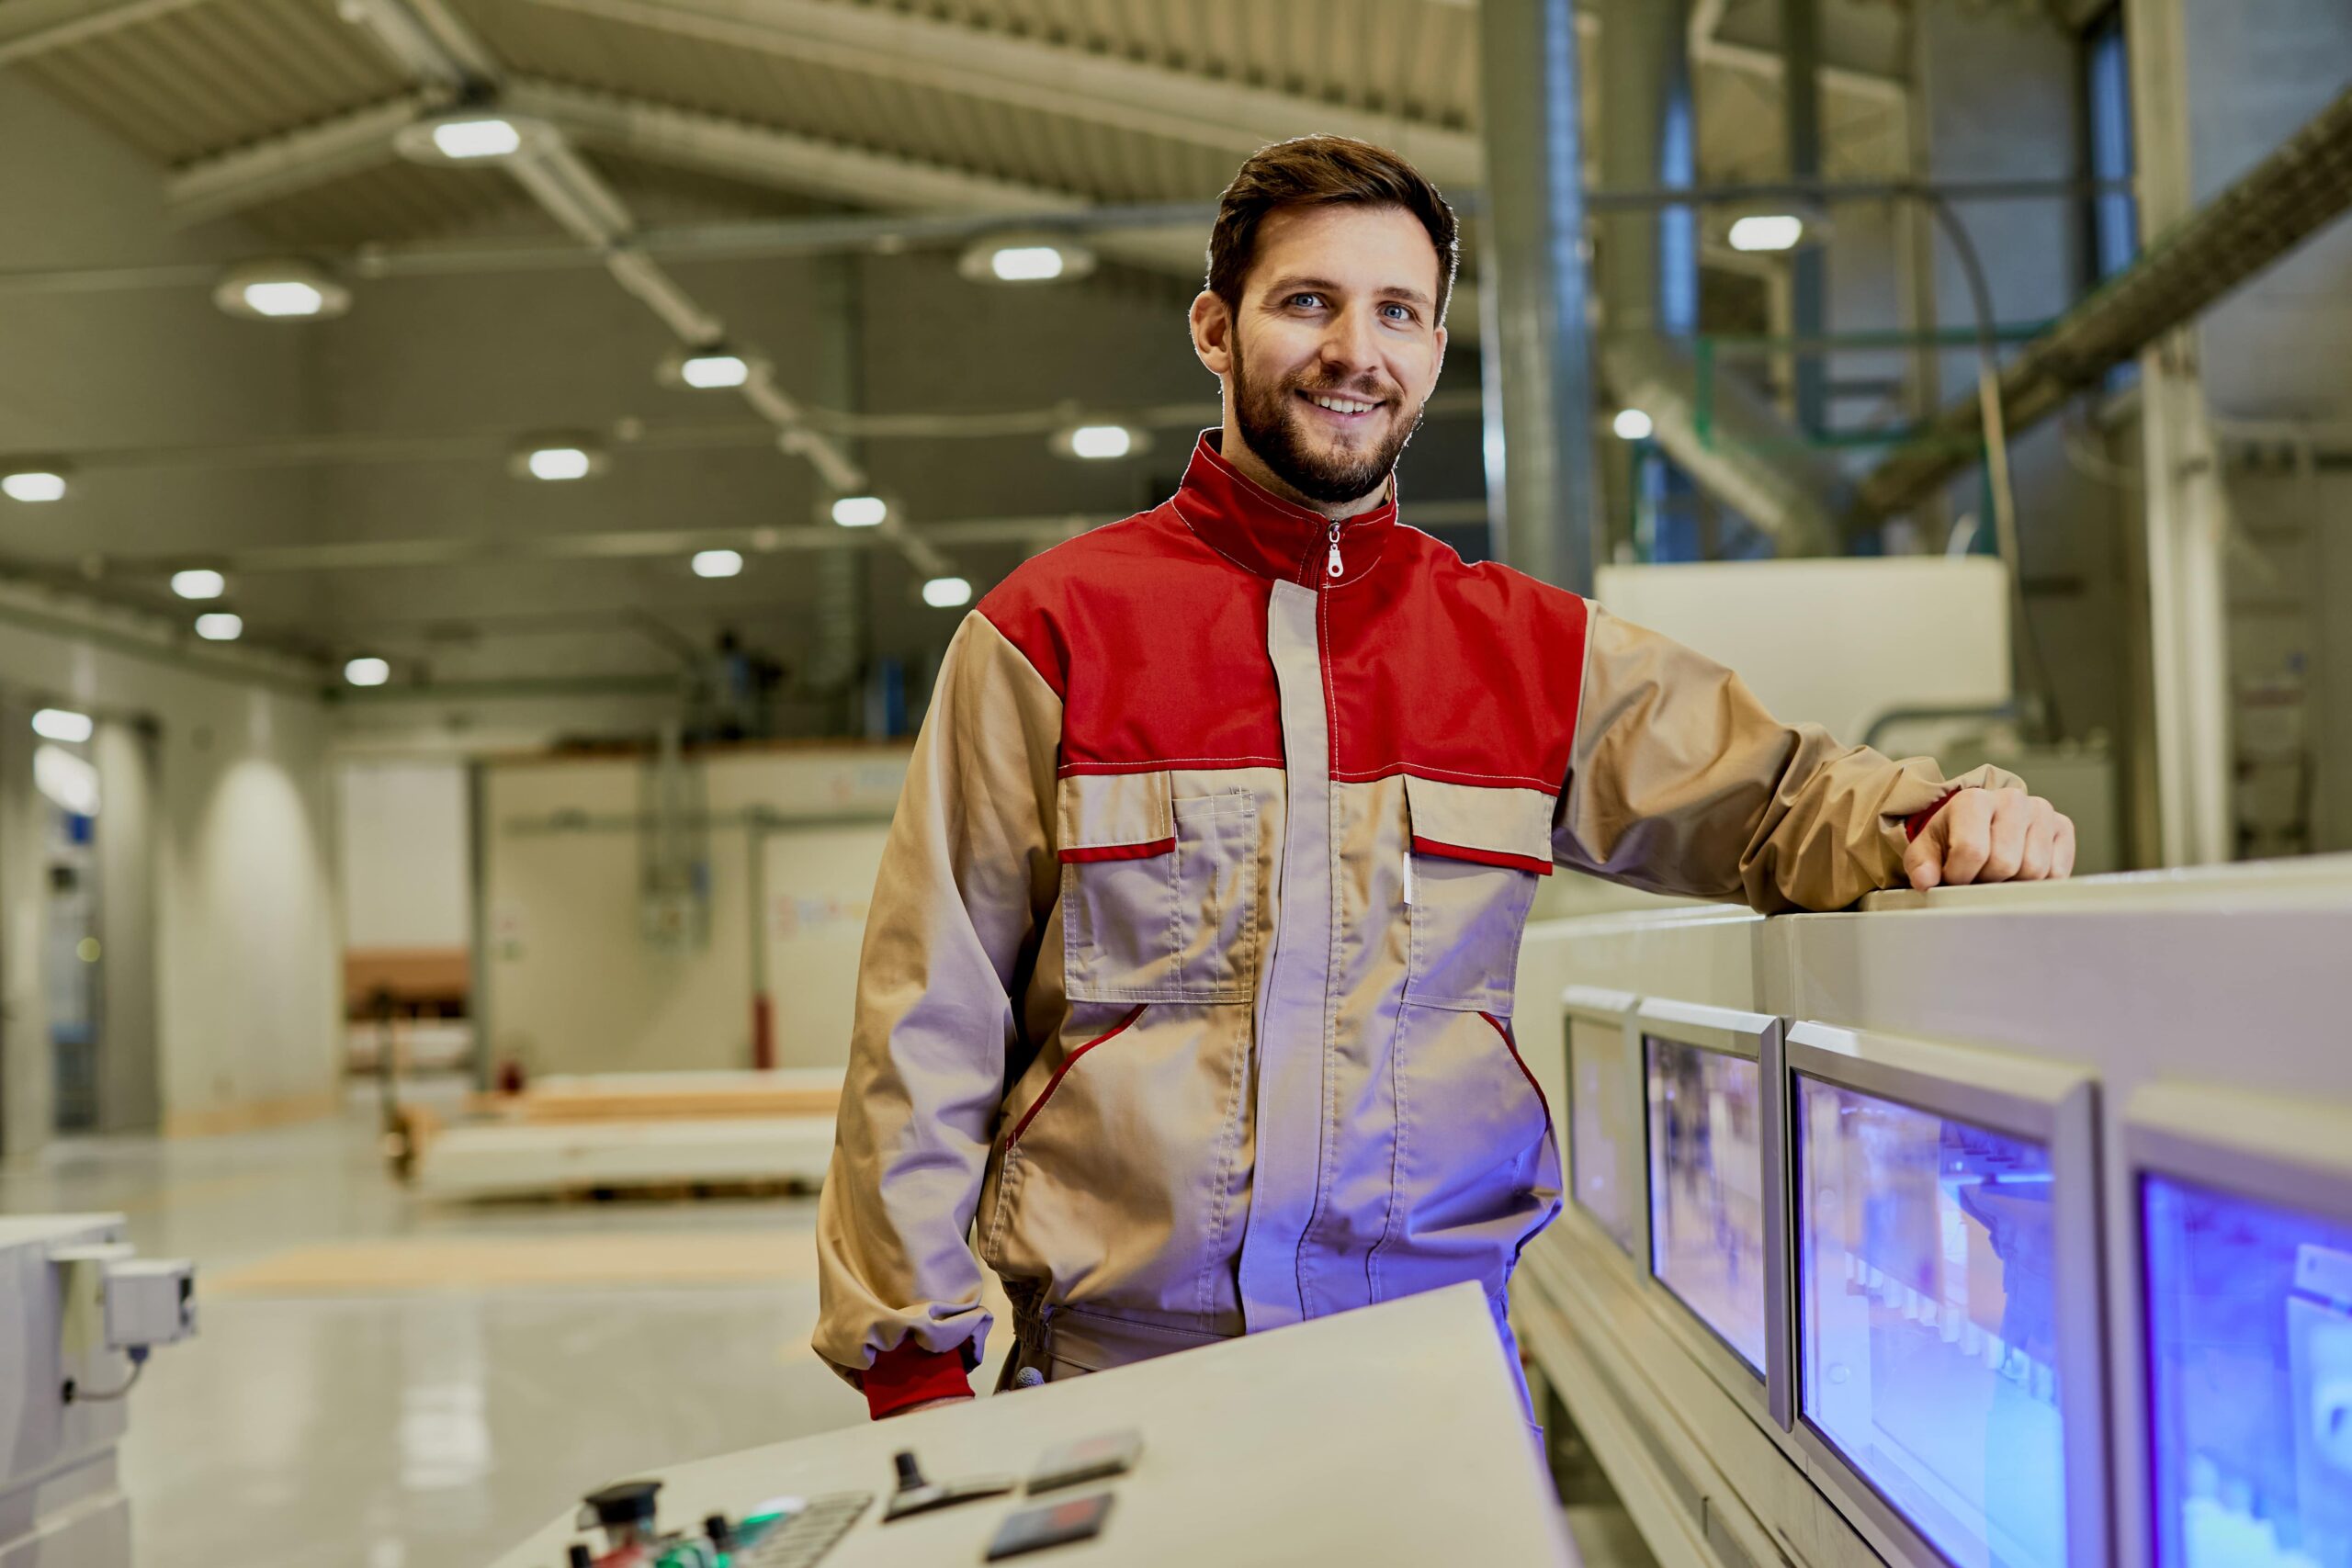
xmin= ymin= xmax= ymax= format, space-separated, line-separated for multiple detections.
xmin=1327 ymin=520 xmax=1344 ymax=580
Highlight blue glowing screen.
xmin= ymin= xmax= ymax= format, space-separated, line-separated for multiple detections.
xmin=1796 ymin=1076 xmax=2065 ymax=1568
xmin=2143 ymin=1173 xmax=2352 ymax=1568
xmin=1571 ymin=1017 xmax=1637 ymax=1252
xmin=1646 ymin=1035 xmax=1768 ymax=1373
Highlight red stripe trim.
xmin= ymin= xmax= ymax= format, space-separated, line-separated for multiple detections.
xmin=1411 ymin=835 xmax=1554 ymax=876
xmin=862 ymin=1340 xmax=974 ymax=1420
xmin=1005 ymin=1003 xmax=1148 ymax=1149
xmin=1480 ymin=1010 xmax=1554 ymax=1134
xmin=1057 ymin=838 xmax=1174 ymax=863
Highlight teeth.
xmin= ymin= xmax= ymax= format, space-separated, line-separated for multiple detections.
xmin=1309 ymin=394 xmax=1377 ymax=414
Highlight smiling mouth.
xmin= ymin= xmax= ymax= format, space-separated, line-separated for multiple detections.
xmin=1297 ymin=390 xmax=1385 ymax=420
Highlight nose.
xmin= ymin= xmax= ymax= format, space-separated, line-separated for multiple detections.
xmin=1317 ymin=305 xmax=1382 ymax=387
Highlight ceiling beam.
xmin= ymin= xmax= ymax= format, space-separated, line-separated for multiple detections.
xmin=0 ymin=0 xmax=212 ymax=65
xmin=505 ymin=77 xmax=1210 ymax=278
xmin=513 ymin=0 xmax=1485 ymax=189
xmin=168 ymin=93 xmax=439 ymax=222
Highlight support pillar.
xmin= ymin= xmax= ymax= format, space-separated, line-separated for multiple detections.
xmin=2127 ymin=0 xmax=2233 ymax=865
xmin=1476 ymin=0 xmax=1600 ymax=593
xmin=1782 ymin=0 xmax=1827 ymax=435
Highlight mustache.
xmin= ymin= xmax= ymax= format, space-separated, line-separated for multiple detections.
xmin=1286 ymin=373 xmax=1394 ymax=403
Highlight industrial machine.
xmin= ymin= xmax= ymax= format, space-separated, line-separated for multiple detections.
xmin=0 ymin=1214 xmax=198 ymax=1567
xmin=1512 ymin=855 xmax=2352 ymax=1568
xmin=485 ymin=1282 xmax=1576 ymax=1568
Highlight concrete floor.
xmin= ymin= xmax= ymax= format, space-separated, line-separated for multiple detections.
xmin=2 ymin=1087 xmax=1658 ymax=1568
xmin=0 ymin=1088 xmax=872 ymax=1568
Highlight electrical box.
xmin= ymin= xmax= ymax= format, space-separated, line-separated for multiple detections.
xmin=101 ymin=1258 xmax=196 ymax=1349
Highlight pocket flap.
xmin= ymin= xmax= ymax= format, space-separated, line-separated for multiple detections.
xmin=1403 ymin=774 xmax=1555 ymax=876
xmin=1057 ymin=773 xmax=1175 ymax=863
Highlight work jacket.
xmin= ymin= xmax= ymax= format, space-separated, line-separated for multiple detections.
xmin=816 ymin=432 xmax=2008 ymax=1416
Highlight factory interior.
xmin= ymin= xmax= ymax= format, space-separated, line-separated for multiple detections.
xmin=1 ymin=0 xmax=2348 ymax=1564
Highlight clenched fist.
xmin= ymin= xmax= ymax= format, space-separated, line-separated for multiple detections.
xmin=1902 ymin=786 xmax=2076 ymax=892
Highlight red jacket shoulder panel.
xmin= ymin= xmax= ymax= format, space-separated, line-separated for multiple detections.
xmin=977 ymin=506 xmax=1287 ymax=774
xmin=1324 ymin=527 xmax=1589 ymax=795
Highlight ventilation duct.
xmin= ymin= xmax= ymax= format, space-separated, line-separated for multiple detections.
xmin=1597 ymin=0 xmax=1844 ymax=557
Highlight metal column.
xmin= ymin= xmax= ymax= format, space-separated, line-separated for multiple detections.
xmin=2127 ymin=0 xmax=2233 ymax=866
xmin=1476 ymin=0 xmax=1600 ymax=593
xmin=1782 ymin=0 xmax=1827 ymax=434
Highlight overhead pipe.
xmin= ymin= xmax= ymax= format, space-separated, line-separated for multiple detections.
xmin=1596 ymin=0 xmax=1845 ymax=556
xmin=1849 ymin=83 xmax=2352 ymax=527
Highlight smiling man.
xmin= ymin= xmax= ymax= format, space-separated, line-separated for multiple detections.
xmin=815 ymin=136 xmax=2075 ymax=1419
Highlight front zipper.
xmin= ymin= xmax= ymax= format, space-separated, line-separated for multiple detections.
xmin=1326 ymin=520 xmax=1343 ymax=580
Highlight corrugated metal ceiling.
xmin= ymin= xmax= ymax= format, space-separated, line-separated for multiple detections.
xmin=2 ymin=0 xmax=1916 ymax=246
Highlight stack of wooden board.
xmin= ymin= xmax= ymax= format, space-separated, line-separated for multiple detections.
xmin=406 ymin=1068 xmax=844 ymax=1201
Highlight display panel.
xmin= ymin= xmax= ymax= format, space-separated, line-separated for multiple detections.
xmin=2143 ymin=1174 xmax=2352 ymax=1568
xmin=1795 ymin=1075 xmax=2066 ymax=1568
xmin=1569 ymin=1014 xmax=1637 ymax=1253
xmin=1646 ymin=1033 xmax=1768 ymax=1373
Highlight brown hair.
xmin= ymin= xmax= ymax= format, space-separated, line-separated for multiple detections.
xmin=1206 ymin=136 xmax=1460 ymax=325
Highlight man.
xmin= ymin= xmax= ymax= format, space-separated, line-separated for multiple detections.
xmin=815 ymin=136 xmax=2074 ymax=1419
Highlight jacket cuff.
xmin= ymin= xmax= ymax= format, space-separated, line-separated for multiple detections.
xmin=1903 ymin=787 xmax=1964 ymax=843
xmin=862 ymin=1341 xmax=975 ymax=1419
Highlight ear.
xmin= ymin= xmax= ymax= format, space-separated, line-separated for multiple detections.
xmin=1190 ymin=290 xmax=1234 ymax=378
xmin=1427 ymin=319 xmax=1449 ymax=393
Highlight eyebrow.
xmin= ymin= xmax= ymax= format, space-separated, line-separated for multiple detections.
xmin=1260 ymin=275 xmax=1435 ymax=309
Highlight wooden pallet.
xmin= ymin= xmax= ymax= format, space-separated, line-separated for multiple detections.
xmin=468 ymin=1067 xmax=843 ymax=1123
xmin=410 ymin=1113 xmax=839 ymax=1202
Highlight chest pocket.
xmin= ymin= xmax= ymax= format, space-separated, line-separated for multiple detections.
xmin=1058 ymin=772 xmax=1260 ymax=1005
xmin=1399 ymin=774 xmax=1555 ymax=1016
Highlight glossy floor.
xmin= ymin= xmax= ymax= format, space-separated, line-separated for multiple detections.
xmin=2 ymin=1088 xmax=1651 ymax=1568
xmin=0 ymin=1086 xmax=878 ymax=1568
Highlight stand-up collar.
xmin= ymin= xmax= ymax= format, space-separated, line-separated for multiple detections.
xmin=1170 ymin=431 xmax=1398 ymax=588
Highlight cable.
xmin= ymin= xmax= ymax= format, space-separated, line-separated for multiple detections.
xmin=62 ymin=1346 xmax=148 ymax=1404
xmin=1920 ymin=189 xmax=2065 ymax=741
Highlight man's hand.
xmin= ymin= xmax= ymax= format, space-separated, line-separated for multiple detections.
xmin=879 ymin=1394 xmax=975 ymax=1419
xmin=1903 ymin=787 xmax=2075 ymax=892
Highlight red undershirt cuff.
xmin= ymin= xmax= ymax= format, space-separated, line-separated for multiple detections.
xmin=862 ymin=1340 xmax=974 ymax=1420
xmin=1904 ymin=787 xmax=1966 ymax=843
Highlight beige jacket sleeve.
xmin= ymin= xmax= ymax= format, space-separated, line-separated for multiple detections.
xmin=814 ymin=611 xmax=1062 ymax=1382
xmin=1555 ymin=604 xmax=2022 ymax=913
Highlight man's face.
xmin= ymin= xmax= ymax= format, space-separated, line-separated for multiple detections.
xmin=1193 ymin=204 xmax=1448 ymax=506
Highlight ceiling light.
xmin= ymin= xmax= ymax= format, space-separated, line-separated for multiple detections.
xmin=691 ymin=549 xmax=744 ymax=579
xmin=172 ymin=569 xmax=227 ymax=600
xmin=528 ymin=448 xmax=591 ymax=481
xmin=213 ymin=258 xmax=352 ymax=321
xmin=32 ymin=708 xmax=94 ymax=744
xmin=1727 ymin=213 xmax=1807 ymax=254
xmin=958 ymin=232 xmax=1097 ymax=287
xmin=507 ymin=434 xmax=607 ymax=482
xmin=1051 ymin=421 xmax=1149 ymax=462
xmin=831 ymin=495 xmax=888 ymax=528
xmin=922 ymin=576 xmax=973 ymax=609
xmin=344 ymin=657 xmax=390 ymax=687
xmin=2 ymin=470 xmax=66 ymax=502
xmin=34 ymin=745 xmax=99 ymax=817
xmin=1612 ymin=408 xmax=1655 ymax=441
xmin=682 ymin=354 xmax=748 ymax=389
xmin=394 ymin=112 xmax=556 ymax=166
xmin=194 ymin=613 xmax=243 ymax=641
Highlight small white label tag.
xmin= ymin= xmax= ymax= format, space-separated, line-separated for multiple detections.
xmin=1402 ymin=844 xmax=1417 ymax=907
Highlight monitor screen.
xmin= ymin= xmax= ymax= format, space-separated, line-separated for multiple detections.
xmin=1795 ymin=1075 xmax=2065 ymax=1568
xmin=2143 ymin=1173 xmax=2352 ymax=1568
xmin=1645 ymin=1033 xmax=1768 ymax=1373
xmin=1570 ymin=1015 xmax=1637 ymax=1253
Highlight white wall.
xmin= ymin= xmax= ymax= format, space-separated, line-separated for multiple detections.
xmin=0 ymin=599 xmax=340 ymax=1152
xmin=337 ymin=760 xmax=470 ymax=951
xmin=481 ymin=747 xmax=906 ymax=1077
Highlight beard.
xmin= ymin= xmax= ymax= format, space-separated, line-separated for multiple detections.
xmin=1230 ymin=332 xmax=1424 ymax=506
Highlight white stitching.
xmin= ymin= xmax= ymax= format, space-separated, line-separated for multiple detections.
xmin=1170 ymin=498 xmax=1269 ymax=580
